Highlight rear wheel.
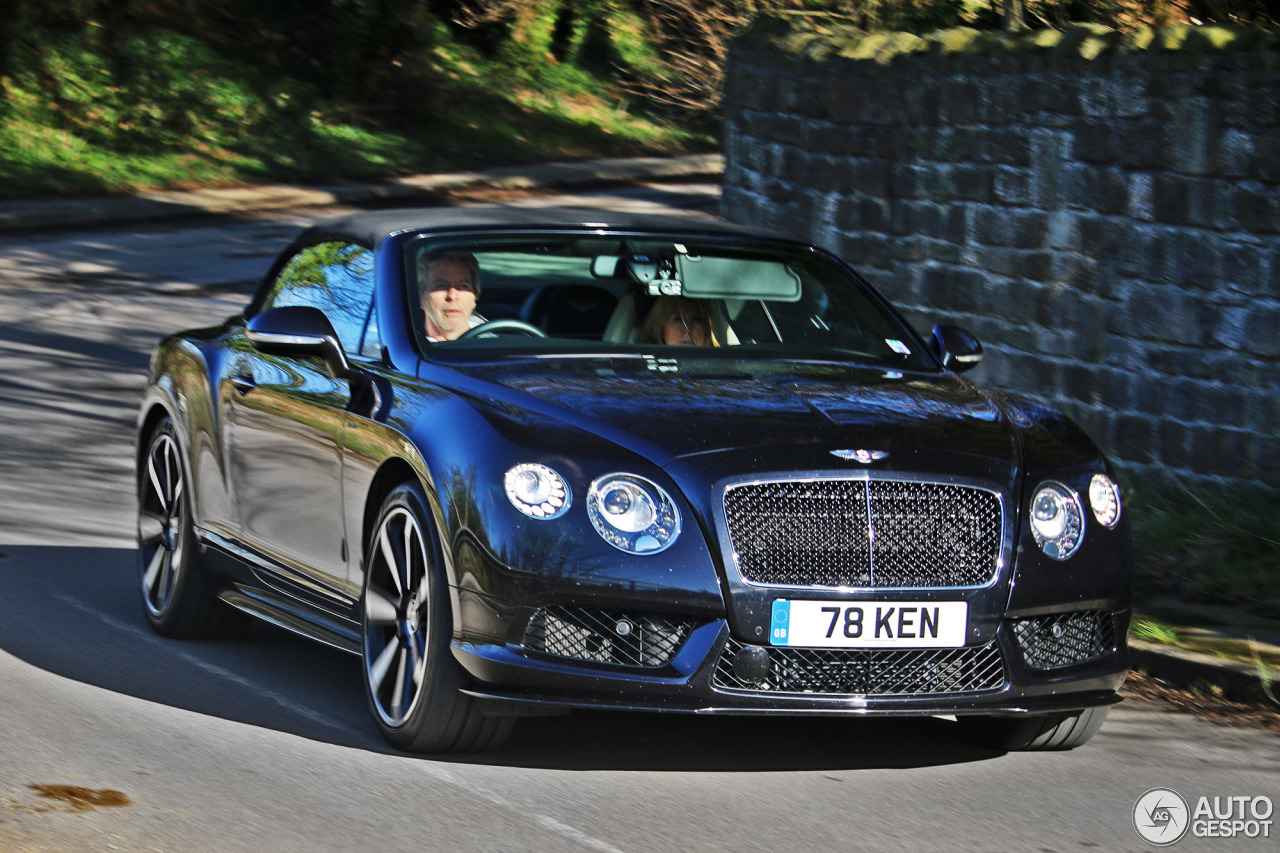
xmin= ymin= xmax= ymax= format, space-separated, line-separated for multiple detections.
xmin=137 ymin=416 xmax=245 ymax=638
xmin=361 ymin=482 xmax=514 ymax=753
xmin=957 ymin=706 xmax=1110 ymax=751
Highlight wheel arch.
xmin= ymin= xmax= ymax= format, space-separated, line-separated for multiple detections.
xmin=359 ymin=455 xmax=472 ymax=643
xmin=137 ymin=332 xmax=230 ymax=535
xmin=136 ymin=402 xmax=175 ymax=476
xmin=361 ymin=457 xmax=437 ymax=564
xmin=136 ymin=398 xmax=192 ymax=508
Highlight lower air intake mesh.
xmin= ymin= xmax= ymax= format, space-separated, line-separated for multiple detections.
xmin=524 ymin=606 xmax=693 ymax=668
xmin=1012 ymin=610 xmax=1115 ymax=670
xmin=713 ymin=638 xmax=1006 ymax=696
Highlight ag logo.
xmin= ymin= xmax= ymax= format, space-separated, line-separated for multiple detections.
xmin=1134 ymin=788 xmax=1190 ymax=845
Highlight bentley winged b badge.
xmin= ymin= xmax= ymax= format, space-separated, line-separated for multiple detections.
xmin=830 ymin=449 xmax=889 ymax=464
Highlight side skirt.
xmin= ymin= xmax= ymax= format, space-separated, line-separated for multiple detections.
xmin=198 ymin=529 xmax=362 ymax=655
xmin=218 ymin=586 xmax=362 ymax=655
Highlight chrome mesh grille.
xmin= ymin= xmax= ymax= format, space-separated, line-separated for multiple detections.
xmin=713 ymin=638 xmax=1006 ymax=696
xmin=524 ymin=606 xmax=693 ymax=668
xmin=1012 ymin=610 xmax=1115 ymax=670
xmin=723 ymin=479 xmax=1002 ymax=588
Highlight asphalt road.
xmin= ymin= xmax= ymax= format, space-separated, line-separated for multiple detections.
xmin=0 ymin=184 xmax=1276 ymax=852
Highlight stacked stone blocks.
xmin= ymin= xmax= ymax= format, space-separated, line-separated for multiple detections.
xmin=723 ymin=19 xmax=1280 ymax=487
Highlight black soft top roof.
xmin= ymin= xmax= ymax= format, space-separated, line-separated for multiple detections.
xmin=294 ymin=206 xmax=796 ymax=248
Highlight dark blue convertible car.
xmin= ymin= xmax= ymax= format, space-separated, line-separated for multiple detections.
xmin=136 ymin=207 xmax=1131 ymax=752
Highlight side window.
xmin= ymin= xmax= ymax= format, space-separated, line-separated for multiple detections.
xmin=260 ymin=242 xmax=374 ymax=354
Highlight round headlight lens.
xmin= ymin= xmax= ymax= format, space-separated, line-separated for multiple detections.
xmin=587 ymin=474 xmax=680 ymax=554
xmin=599 ymin=481 xmax=655 ymax=532
xmin=1032 ymin=490 xmax=1068 ymax=540
xmin=504 ymin=463 xmax=570 ymax=519
xmin=1029 ymin=481 xmax=1084 ymax=560
xmin=1088 ymin=473 xmax=1122 ymax=528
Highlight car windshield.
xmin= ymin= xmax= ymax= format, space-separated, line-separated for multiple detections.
xmin=408 ymin=234 xmax=935 ymax=370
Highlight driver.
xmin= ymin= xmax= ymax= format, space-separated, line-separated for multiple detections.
xmin=419 ymin=252 xmax=487 ymax=341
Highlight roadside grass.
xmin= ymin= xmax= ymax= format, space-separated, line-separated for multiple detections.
xmin=1131 ymin=614 xmax=1280 ymax=670
xmin=1126 ymin=478 xmax=1280 ymax=619
xmin=1130 ymin=616 xmax=1180 ymax=646
xmin=0 ymin=27 xmax=711 ymax=199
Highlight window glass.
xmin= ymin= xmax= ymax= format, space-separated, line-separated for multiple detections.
xmin=260 ymin=242 xmax=374 ymax=354
xmin=405 ymin=235 xmax=934 ymax=371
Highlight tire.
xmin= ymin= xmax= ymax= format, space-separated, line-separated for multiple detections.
xmin=957 ymin=706 xmax=1110 ymax=751
xmin=360 ymin=482 xmax=514 ymax=753
xmin=137 ymin=416 xmax=246 ymax=638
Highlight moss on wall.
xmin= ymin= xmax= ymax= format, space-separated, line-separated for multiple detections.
xmin=744 ymin=16 xmax=1280 ymax=66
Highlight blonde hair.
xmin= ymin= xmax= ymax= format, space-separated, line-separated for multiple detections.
xmin=642 ymin=295 xmax=716 ymax=346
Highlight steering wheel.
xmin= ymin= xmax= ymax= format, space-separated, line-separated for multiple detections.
xmin=458 ymin=319 xmax=548 ymax=340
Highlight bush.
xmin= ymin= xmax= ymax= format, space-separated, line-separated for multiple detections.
xmin=9 ymin=30 xmax=272 ymax=154
xmin=1128 ymin=478 xmax=1280 ymax=617
xmin=0 ymin=2 xmax=710 ymax=197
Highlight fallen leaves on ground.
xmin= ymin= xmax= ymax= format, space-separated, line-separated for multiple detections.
xmin=1122 ymin=670 xmax=1280 ymax=732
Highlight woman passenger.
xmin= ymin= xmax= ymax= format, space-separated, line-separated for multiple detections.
xmin=642 ymin=295 xmax=715 ymax=346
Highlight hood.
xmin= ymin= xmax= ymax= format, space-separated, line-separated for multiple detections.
xmin=447 ymin=356 xmax=1020 ymax=473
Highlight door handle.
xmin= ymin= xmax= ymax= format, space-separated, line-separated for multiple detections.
xmin=230 ymin=374 xmax=256 ymax=395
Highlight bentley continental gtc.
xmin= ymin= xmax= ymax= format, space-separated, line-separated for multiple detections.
xmin=135 ymin=208 xmax=1132 ymax=752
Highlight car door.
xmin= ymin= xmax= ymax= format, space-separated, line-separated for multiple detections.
xmin=226 ymin=241 xmax=375 ymax=599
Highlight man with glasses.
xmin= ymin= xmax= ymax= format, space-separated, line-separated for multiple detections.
xmin=419 ymin=252 xmax=486 ymax=341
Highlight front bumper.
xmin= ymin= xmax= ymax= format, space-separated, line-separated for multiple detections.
xmin=452 ymin=605 xmax=1131 ymax=718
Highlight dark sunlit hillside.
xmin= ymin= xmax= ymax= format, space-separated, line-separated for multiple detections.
xmin=0 ymin=0 xmax=713 ymax=197
xmin=0 ymin=0 xmax=1274 ymax=196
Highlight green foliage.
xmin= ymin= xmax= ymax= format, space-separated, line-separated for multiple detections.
xmin=7 ymin=29 xmax=271 ymax=154
xmin=1131 ymin=616 xmax=1181 ymax=645
xmin=7 ymin=0 xmax=1270 ymax=198
xmin=0 ymin=0 xmax=710 ymax=198
xmin=1128 ymin=477 xmax=1280 ymax=617
xmin=604 ymin=7 xmax=664 ymax=73
xmin=1130 ymin=613 xmax=1280 ymax=671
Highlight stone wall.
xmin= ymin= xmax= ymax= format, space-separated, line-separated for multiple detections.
xmin=722 ymin=20 xmax=1280 ymax=488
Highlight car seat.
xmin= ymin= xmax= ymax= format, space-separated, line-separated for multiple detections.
xmin=521 ymin=285 xmax=619 ymax=339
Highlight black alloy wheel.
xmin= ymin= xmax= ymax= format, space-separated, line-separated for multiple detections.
xmin=136 ymin=416 xmax=243 ymax=637
xmin=361 ymin=482 xmax=513 ymax=752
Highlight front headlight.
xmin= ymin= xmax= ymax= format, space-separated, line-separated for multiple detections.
xmin=504 ymin=463 xmax=570 ymax=519
xmin=1029 ymin=481 xmax=1084 ymax=560
xmin=587 ymin=473 xmax=681 ymax=554
xmin=1088 ymin=473 xmax=1122 ymax=528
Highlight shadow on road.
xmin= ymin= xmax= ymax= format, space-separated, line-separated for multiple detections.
xmin=0 ymin=544 xmax=1003 ymax=772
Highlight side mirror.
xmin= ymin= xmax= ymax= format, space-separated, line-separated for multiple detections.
xmin=930 ymin=324 xmax=983 ymax=373
xmin=247 ymin=306 xmax=352 ymax=379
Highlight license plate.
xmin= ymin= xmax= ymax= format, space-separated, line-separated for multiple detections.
xmin=770 ymin=600 xmax=968 ymax=648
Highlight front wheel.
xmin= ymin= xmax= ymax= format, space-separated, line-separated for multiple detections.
xmin=956 ymin=706 xmax=1110 ymax=751
xmin=360 ymin=482 xmax=514 ymax=752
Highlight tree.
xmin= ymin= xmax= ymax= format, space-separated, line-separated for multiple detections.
xmin=1004 ymin=0 xmax=1028 ymax=29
